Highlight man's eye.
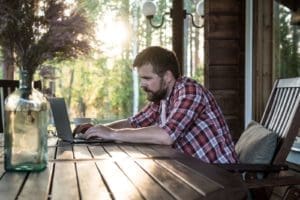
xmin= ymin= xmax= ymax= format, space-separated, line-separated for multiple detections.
xmin=141 ymin=77 xmax=151 ymax=81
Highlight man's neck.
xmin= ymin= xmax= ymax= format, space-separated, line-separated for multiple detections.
xmin=165 ymin=79 xmax=176 ymax=100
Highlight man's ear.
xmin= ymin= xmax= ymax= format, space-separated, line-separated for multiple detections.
xmin=164 ymin=70 xmax=174 ymax=83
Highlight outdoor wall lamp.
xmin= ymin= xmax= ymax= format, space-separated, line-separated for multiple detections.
xmin=291 ymin=7 xmax=300 ymax=25
xmin=142 ymin=0 xmax=204 ymax=29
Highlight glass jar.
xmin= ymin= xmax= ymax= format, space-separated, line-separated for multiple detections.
xmin=4 ymin=70 xmax=48 ymax=171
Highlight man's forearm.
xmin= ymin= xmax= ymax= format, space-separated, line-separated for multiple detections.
xmin=111 ymin=126 xmax=173 ymax=145
xmin=104 ymin=119 xmax=132 ymax=129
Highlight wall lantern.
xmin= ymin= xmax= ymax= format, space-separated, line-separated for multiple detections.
xmin=291 ymin=7 xmax=300 ymax=25
xmin=142 ymin=0 xmax=204 ymax=29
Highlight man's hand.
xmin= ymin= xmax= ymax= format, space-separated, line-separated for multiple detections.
xmin=83 ymin=124 xmax=113 ymax=140
xmin=73 ymin=123 xmax=94 ymax=137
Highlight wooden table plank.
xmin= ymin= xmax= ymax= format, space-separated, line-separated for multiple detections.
xmin=0 ymin=170 xmax=27 ymax=200
xmin=150 ymin=145 xmax=187 ymax=158
xmin=103 ymin=145 xmax=129 ymax=158
xmin=56 ymin=145 xmax=73 ymax=160
xmin=175 ymin=156 xmax=247 ymax=200
xmin=0 ymin=133 xmax=3 ymax=146
xmin=135 ymin=145 xmax=162 ymax=157
xmin=0 ymin=164 xmax=4 ymax=175
xmin=136 ymin=159 xmax=202 ymax=199
xmin=0 ymin=134 xmax=3 ymax=164
xmin=157 ymin=159 xmax=223 ymax=196
xmin=0 ymin=146 xmax=3 ymax=163
xmin=48 ymin=137 xmax=58 ymax=146
xmin=73 ymin=145 xmax=92 ymax=159
xmin=18 ymin=163 xmax=53 ymax=200
xmin=96 ymin=160 xmax=143 ymax=200
xmin=176 ymin=157 xmax=247 ymax=189
xmin=116 ymin=159 xmax=174 ymax=200
xmin=77 ymin=162 xmax=111 ymax=199
xmin=88 ymin=145 xmax=110 ymax=159
xmin=119 ymin=145 xmax=148 ymax=158
xmin=48 ymin=146 xmax=56 ymax=161
xmin=51 ymin=162 xmax=79 ymax=200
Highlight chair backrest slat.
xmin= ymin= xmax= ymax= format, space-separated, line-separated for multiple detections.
xmin=267 ymin=88 xmax=285 ymax=132
xmin=272 ymin=89 xmax=288 ymax=135
xmin=268 ymin=88 xmax=294 ymax=136
xmin=260 ymin=77 xmax=300 ymax=165
xmin=262 ymin=83 xmax=279 ymax=129
xmin=277 ymin=88 xmax=298 ymax=137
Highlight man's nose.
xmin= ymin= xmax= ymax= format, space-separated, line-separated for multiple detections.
xmin=140 ymin=85 xmax=147 ymax=91
xmin=140 ymin=80 xmax=147 ymax=88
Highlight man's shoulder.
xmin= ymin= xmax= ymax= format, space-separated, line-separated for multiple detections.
xmin=177 ymin=76 xmax=202 ymax=85
xmin=175 ymin=76 xmax=204 ymax=91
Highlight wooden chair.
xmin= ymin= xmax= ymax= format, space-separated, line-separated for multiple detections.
xmin=0 ymin=79 xmax=42 ymax=133
xmin=217 ymin=77 xmax=300 ymax=199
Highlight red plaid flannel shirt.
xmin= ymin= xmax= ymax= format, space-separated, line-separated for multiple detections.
xmin=129 ymin=77 xmax=238 ymax=163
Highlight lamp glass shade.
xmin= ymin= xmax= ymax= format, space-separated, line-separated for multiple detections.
xmin=291 ymin=9 xmax=300 ymax=25
xmin=142 ymin=0 xmax=156 ymax=16
xmin=196 ymin=0 xmax=204 ymax=17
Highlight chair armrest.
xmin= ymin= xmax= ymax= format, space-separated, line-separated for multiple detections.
xmin=214 ymin=163 xmax=288 ymax=173
xmin=245 ymin=175 xmax=300 ymax=189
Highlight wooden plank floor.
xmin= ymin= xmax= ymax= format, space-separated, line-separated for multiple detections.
xmin=0 ymin=135 xmax=247 ymax=200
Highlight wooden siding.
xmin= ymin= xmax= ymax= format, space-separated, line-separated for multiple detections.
xmin=253 ymin=0 xmax=274 ymax=121
xmin=204 ymin=0 xmax=245 ymax=141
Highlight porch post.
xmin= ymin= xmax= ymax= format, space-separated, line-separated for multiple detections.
xmin=171 ymin=0 xmax=185 ymax=75
xmin=253 ymin=0 xmax=274 ymax=121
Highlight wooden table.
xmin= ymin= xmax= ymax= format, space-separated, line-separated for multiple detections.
xmin=0 ymin=135 xmax=247 ymax=200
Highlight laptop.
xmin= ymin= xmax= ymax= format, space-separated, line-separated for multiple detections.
xmin=48 ymin=97 xmax=111 ymax=143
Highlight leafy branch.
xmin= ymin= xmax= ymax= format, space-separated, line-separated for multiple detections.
xmin=0 ymin=0 xmax=94 ymax=76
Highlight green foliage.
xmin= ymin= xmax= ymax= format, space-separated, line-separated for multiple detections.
xmin=35 ymin=0 xmax=204 ymax=121
xmin=52 ymin=55 xmax=135 ymax=120
xmin=192 ymin=64 xmax=204 ymax=84
xmin=0 ymin=0 xmax=93 ymax=77
xmin=108 ymin=59 xmax=133 ymax=117
xmin=276 ymin=6 xmax=300 ymax=78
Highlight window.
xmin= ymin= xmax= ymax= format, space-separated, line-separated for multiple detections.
xmin=273 ymin=2 xmax=300 ymax=79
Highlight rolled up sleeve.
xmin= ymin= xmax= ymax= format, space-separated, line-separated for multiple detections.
xmin=129 ymin=103 xmax=160 ymax=128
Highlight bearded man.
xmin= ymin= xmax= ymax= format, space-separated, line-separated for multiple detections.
xmin=75 ymin=46 xmax=238 ymax=164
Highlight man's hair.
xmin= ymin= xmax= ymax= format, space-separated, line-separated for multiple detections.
xmin=133 ymin=46 xmax=181 ymax=79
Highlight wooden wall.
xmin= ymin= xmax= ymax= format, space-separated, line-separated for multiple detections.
xmin=253 ymin=0 xmax=274 ymax=121
xmin=204 ymin=0 xmax=245 ymax=141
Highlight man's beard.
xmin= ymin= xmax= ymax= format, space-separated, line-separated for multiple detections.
xmin=143 ymin=79 xmax=168 ymax=102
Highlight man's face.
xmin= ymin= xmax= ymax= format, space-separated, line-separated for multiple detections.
xmin=137 ymin=64 xmax=168 ymax=102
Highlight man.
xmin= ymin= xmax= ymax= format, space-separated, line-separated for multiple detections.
xmin=76 ymin=46 xmax=238 ymax=164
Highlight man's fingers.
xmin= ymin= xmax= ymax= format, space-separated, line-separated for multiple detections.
xmin=85 ymin=132 xmax=99 ymax=139
xmin=73 ymin=123 xmax=94 ymax=136
xmin=73 ymin=125 xmax=82 ymax=136
xmin=80 ymin=123 xmax=94 ymax=133
xmin=84 ymin=127 xmax=96 ymax=135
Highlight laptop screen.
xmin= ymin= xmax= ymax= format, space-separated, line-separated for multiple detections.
xmin=48 ymin=97 xmax=74 ymax=142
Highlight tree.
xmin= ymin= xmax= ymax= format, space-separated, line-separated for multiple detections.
xmin=0 ymin=0 xmax=93 ymax=79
